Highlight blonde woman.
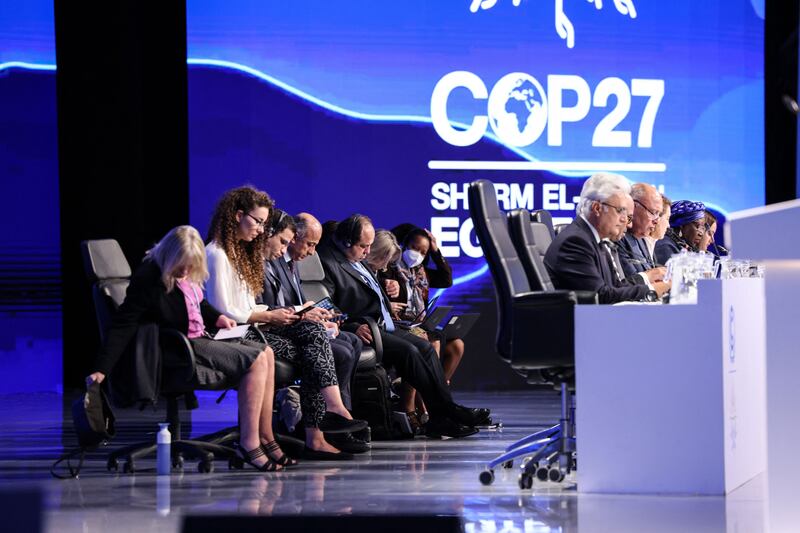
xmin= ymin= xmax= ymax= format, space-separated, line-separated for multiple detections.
xmin=86 ymin=226 xmax=285 ymax=472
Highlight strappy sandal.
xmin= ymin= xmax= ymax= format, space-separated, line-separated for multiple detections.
xmin=262 ymin=440 xmax=299 ymax=468
xmin=238 ymin=444 xmax=282 ymax=472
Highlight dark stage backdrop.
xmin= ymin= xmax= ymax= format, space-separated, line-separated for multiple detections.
xmin=187 ymin=2 xmax=765 ymax=390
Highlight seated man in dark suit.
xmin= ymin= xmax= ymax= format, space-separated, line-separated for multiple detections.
xmin=614 ymin=183 xmax=668 ymax=286
xmin=260 ymin=212 xmax=362 ymax=410
xmin=317 ymin=214 xmax=489 ymax=438
xmin=544 ymin=173 xmax=670 ymax=304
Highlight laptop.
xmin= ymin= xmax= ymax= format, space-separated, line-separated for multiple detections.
xmin=439 ymin=313 xmax=480 ymax=339
xmin=395 ymin=295 xmax=452 ymax=332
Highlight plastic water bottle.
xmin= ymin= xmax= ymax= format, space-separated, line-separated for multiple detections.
xmin=157 ymin=423 xmax=171 ymax=476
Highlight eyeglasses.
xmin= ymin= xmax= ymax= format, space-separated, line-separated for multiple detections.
xmin=245 ymin=212 xmax=268 ymax=229
xmin=634 ymin=199 xmax=662 ymax=221
xmin=599 ymin=202 xmax=633 ymax=224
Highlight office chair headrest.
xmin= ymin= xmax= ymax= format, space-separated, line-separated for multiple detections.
xmin=296 ymin=252 xmax=325 ymax=282
xmin=82 ymin=239 xmax=132 ymax=282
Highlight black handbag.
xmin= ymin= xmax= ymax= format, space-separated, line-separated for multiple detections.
xmin=51 ymin=382 xmax=116 ymax=479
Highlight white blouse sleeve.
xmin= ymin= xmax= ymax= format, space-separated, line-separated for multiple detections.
xmin=205 ymin=242 xmax=253 ymax=324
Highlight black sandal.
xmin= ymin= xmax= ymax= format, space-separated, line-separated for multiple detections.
xmin=262 ymin=440 xmax=299 ymax=468
xmin=238 ymin=444 xmax=282 ymax=472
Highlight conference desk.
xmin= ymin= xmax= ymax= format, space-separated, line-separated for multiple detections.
xmin=575 ymin=278 xmax=766 ymax=495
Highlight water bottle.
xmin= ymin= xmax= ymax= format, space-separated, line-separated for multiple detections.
xmin=157 ymin=423 xmax=171 ymax=476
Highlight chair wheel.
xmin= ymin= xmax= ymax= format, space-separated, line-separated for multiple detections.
xmin=535 ymin=466 xmax=550 ymax=482
xmin=229 ymin=456 xmax=245 ymax=470
xmin=107 ymin=458 xmax=119 ymax=472
xmin=549 ymin=467 xmax=565 ymax=482
xmin=123 ymin=461 xmax=136 ymax=474
xmin=479 ymin=469 xmax=495 ymax=485
xmin=518 ymin=472 xmax=533 ymax=490
xmin=502 ymin=460 xmax=513 ymax=469
xmin=198 ymin=460 xmax=214 ymax=474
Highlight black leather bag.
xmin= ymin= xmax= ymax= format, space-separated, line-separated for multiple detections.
xmin=51 ymin=382 xmax=116 ymax=478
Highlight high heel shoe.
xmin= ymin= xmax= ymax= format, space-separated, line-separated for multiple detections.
xmin=262 ymin=440 xmax=299 ymax=468
xmin=237 ymin=444 xmax=282 ymax=472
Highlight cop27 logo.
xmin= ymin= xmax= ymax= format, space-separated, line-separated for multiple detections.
xmin=469 ymin=0 xmax=637 ymax=48
xmin=431 ymin=72 xmax=663 ymax=149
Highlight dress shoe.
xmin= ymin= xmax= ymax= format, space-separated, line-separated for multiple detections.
xmin=318 ymin=412 xmax=369 ymax=434
xmin=449 ymin=404 xmax=491 ymax=426
xmin=424 ymin=416 xmax=479 ymax=439
xmin=326 ymin=432 xmax=371 ymax=454
xmin=301 ymin=446 xmax=354 ymax=460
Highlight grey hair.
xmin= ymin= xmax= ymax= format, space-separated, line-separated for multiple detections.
xmin=577 ymin=172 xmax=632 ymax=217
xmin=367 ymin=229 xmax=401 ymax=270
xmin=146 ymin=225 xmax=209 ymax=292
xmin=294 ymin=216 xmax=310 ymax=239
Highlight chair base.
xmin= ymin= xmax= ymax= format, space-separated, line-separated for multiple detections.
xmin=106 ymin=438 xmax=238 ymax=474
xmin=479 ymin=383 xmax=575 ymax=488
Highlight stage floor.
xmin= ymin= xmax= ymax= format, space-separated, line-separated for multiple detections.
xmin=0 ymin=390 xmax=764 ymax=532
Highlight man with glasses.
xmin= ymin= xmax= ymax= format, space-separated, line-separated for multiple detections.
xmin=614 ymin=183 xmax=670 ymax=289
xmin=544 ymin=173 xmax=669 ymax=304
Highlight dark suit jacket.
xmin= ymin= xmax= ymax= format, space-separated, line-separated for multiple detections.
xmin=261 ymin=258 xmax=305 ymax=308
xmin=543 ymin=217 xmax=649 ymax=304
xmin=94 ymin=259 xmax=223 ymax=376
xmin=654 ymin=231 xmax=685 ymax=265
xmin=616 ymin=233 xmax=656 ymax=278
xmin=317 ymin=240 xmax=392 ymax=326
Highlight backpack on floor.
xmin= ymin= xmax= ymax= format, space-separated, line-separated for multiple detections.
xmin=351 ymin=365 xmax=411 ymax=440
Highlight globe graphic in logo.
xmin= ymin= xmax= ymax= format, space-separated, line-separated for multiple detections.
xmin=487 ymin=73 xmax=548 ymax=147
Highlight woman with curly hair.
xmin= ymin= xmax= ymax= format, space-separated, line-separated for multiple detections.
xmin=205 ymin=186 xmax=364 ymax=460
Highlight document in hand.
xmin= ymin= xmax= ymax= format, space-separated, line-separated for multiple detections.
xmin=212 ymin=324 xmax=250 ymax=340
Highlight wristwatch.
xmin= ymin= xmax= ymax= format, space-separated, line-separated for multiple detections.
xmin=644 ymin=290 xmax=659 ymax=302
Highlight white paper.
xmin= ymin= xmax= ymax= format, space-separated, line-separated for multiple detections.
xmin=213 ymin=324 xmax=250 ymax=340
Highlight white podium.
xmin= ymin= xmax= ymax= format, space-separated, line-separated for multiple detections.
xmin=726 ymin=199 xmax=800 ymax=533
xmin=575 ymin=279 xmax=766 ymax=495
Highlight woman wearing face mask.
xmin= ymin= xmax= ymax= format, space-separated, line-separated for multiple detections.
xmin=378 ymin=225 xmax=464 ymax=432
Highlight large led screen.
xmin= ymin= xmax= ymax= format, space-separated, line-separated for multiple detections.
xmin=188 ymin=1 xmax=764 ymax=388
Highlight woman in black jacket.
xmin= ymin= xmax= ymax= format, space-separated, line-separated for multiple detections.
xmin=85 ymin=226 xmax=288 ymax=472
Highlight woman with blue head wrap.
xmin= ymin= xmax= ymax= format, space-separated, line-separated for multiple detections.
xmin=653 ymin=200 xmax=707 ymax=264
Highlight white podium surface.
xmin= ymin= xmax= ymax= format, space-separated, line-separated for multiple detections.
xmin=727 ymin=201 xmax=800 ymax=533
xmin=575 ymin=279 xmax=766 ymax=495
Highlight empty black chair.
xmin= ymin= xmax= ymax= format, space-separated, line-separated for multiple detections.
xmin=468 ymin=180 xmax=581 ymax=488
xmin=507 ymin=209 xmax=598 ymax=306
xmin=530 ymin=209 xmax=556 ymax=241
xmin=81 ymin=239 xmax=242 ymax=473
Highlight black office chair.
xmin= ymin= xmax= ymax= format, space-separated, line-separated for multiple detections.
xmin=468 ymin=180 xmax=583 ymax=488
xmin=530 ymin=209 xmax=556 ymax=242
xmin=507 ymin=208 xmax=598 ymax=306
xmin=81 ymin=239 xmax=245 ymax=473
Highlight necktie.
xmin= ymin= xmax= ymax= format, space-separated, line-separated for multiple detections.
xmin=351 ymin=261 xmax=395 ymax=332
xmin=601 ymin=240 xmax=625 ymax=283
xmin=266 ymin=264 xmax=285 ymax=306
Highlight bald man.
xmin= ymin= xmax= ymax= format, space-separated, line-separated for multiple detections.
xmin=615 ymin=184 xmax=668 ymax=288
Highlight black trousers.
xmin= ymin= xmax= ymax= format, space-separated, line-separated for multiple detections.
xmin=330 ymin=331 xmax=362 ymax=410
xmin=379 ymin=328 xmax=454 ymax=417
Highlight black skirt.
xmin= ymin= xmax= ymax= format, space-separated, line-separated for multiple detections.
xmin=188 ymin=337 xmax=264 ymax=388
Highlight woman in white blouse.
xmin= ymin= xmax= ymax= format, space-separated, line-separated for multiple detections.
xmin=205 ymin=186 xmax=364 ymax=461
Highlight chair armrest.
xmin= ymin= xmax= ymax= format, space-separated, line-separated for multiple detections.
xmin=573 ymin=291 xmax=599 ymax=304
xmin=345 ymin=316 xmax=384 ymax=364
xmin=513 ymin=290 xmax=578 ymax=306
xmin=160 ymin=328 xmax=196 ymax=384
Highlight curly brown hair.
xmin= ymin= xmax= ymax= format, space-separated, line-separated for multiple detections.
xmin=207 ymin=186 xmax=274 ymax=295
